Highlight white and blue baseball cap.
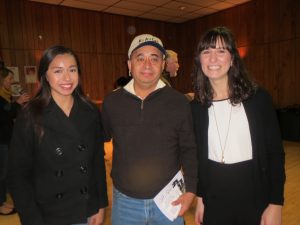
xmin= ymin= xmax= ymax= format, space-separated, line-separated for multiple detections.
xmin=128 ymin=34 xmax=166 ymax=59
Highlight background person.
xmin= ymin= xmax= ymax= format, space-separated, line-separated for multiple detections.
xmin=161 ymin=49 xmax=179 ymax=87
xmin=161 ymin=50 xmax=194 ymax=101
xmin=0 ymin=64 xmax=29 ymax=215
xmin=7 ymin=45 xmax=108 ymax=225
xmin=113 ymin=76 xmax=131 ymax=90
xmin=191 ymin=26 xmax=285 ymax=225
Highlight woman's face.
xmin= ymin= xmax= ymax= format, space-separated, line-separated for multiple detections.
xmin=2 ymin=73 xmax=14 ymax=90
xmin=199 ymin=38 xmax=232 ymax=83
xmin=46 ymin=53 xmax=79 ymax=100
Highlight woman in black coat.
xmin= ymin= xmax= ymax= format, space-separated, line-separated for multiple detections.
xmin=191 ymin=27 xmax=285 ymax=225
xmin=7 ymin=45 xmax=108 ymax=225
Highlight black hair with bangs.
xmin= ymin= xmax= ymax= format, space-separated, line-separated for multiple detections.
xmin=192 ymin=26 xmax=256 ymax=106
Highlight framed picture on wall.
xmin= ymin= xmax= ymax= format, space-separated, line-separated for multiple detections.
xmin=24 ymin=66 xmax=37 ymax=83
xmin=7 ymin=66 xmax=20 ymax=82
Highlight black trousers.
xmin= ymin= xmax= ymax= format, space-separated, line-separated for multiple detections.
xmin=203 ymin=159 xmax=263 ymax=225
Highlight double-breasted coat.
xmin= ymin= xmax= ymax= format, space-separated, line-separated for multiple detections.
xmin=8 ymin=96 xmax=108 ymax=225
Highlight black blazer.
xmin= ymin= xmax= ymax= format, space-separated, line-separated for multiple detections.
xmin=191 ymin=88 xmax=285 ymax=207
xmin=8 ymin=96 xmax=108 ymax=225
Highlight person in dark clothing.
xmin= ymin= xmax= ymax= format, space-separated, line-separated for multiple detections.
xmin=113 ymin=76 xmax=131 ymax=89
xmin=191 ymin=26 xmax=285 ymax=225
xmin=102 ymin=34 xmax=197 ymax=225
xmin=7 ymin=45 xmax=108 ymax=225
xmin=0 ymin=65 xmax=29 ymax=215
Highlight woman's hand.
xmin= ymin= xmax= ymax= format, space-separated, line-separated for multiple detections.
xmin=260 ymin=204 xmax=282 ymax=225
xmin=88 ymin=208 xmax=105 ymax=225
xmin=195 ymin=197 xmax=205 ymax=225
xmin=16 ymin=93 xmax=30 ymax=104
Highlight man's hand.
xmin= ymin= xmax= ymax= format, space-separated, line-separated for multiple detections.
xmin=172 ymin=192 xmax=195 ymax=216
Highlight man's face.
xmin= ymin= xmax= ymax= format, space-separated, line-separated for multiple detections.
xmin=128 ymin=45 xmax=165 ymax=91
xmin=166 ymin=55 xmax=179 ymax=77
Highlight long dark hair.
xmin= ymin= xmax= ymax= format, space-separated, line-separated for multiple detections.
xmin=192 ymin=26 xmax=256 ymax=106
xmin=24 ymin=45 xmax=91 ymax=138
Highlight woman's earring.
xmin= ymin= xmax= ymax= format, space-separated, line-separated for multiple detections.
xmin=129 ymin=71 xmax=132 ymax=77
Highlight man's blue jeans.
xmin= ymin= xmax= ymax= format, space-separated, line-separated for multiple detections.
xmin=112 ymin=187 xmax=184 ymax=225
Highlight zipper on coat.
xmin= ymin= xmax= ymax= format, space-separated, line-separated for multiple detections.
xmin=140 ymin=99 xmax=144 ymax=122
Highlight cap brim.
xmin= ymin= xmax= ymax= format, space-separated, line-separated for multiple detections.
xmin=131 ymin=41 xmax=166 ymax=57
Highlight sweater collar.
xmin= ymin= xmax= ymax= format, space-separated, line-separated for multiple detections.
xmin=124 ymin=79 xmax=165 ymax=99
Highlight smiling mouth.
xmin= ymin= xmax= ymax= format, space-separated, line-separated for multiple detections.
xmin=60 ymin=84 xmax=73 ymax=89
xmin=208 ymin=65 xmax=221 ymax=70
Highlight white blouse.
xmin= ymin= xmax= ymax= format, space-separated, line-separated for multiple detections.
xmin=208 ymin=99 xmax=253 ymax=164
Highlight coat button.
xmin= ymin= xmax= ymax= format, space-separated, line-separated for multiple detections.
xmin=78 ymin=144 xmax=86 ymax=152
xmin=56 ymin=193 xmax=64 ymax=199
xmin=55 ymin=170 xmax=64 ymax=177
xmin=55 ymin=147 xmax=63 ymax=156
xmin=80 ymin=186 xmax=88 ymax=195
xmin=80 ymin=165 xmax=88 ymax=174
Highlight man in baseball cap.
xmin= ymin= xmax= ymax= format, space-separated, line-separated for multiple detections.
xmin=102 ymin=33 xmax=197 ymax=225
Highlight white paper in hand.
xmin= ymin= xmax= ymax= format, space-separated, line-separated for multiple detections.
xmin=154 ymin=171 xmax=184 ymax=221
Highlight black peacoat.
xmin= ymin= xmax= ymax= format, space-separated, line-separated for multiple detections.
xmin=7 ymin=96 xmax=108 ymax=225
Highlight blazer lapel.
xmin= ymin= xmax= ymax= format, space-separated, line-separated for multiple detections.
xmin=243 ymin=98 xmax=259 ymax=161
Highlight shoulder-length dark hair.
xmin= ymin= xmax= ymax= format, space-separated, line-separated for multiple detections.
xmin=24 ymin=45 xmax=91 ymax=138
xmin=192 ymin=26 xmax=256 ymax=106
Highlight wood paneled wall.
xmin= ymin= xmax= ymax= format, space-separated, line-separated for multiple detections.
xmin=0 ymin=0 xmax=178 ymax=101
xmin=0 ymin=0 xmax=299 ymax=107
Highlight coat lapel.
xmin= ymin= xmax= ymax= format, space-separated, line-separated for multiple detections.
xmin=43 ymin=98 xmax=81 ymax=140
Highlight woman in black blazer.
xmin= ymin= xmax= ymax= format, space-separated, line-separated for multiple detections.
xmin=191 ymin=27 xmax=285 ymax=225
xmin=8 ymin=45 xmax=108 ymax=225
